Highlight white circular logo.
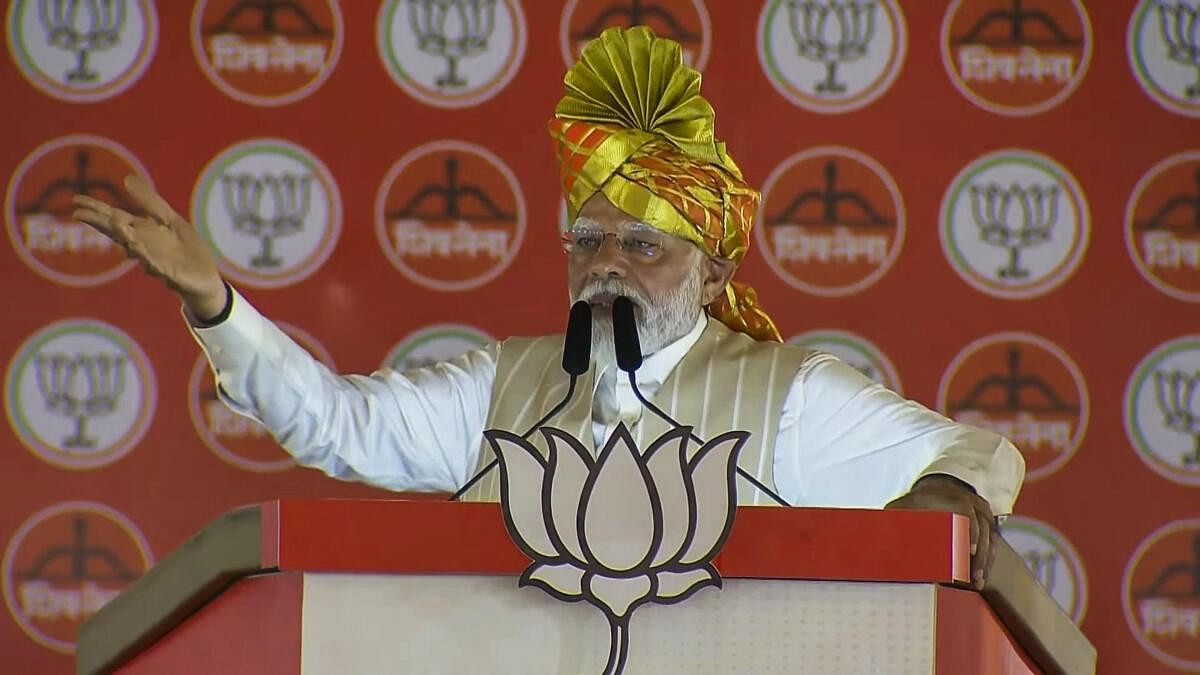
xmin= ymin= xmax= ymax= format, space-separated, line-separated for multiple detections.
xmin=787 ymin=328 xmax=902 ymax=394
xmin=940 ymin=149 xmax=1089 ymax=299
xmin=1125 ymin=335 xmax=1200 ymax=486
xmin=377 ymin=0 xmax=527 ymax=108
xmin=191 ymin=138 xmax=342 ymax=289
xmin=384 ymin=324 xmax=493 ymax=372
xmin=1128 ymin=0 xmax=1200 ymax=118
xmin=758 ymin=0 xmax=907 ymax=113
xmin=1000 ymin=515 xmax=1088 ymax=624
xmin=4 ymin=319 xmax=156 ymax=470
xmin=6 ymin=0 xmax=158 ymax=103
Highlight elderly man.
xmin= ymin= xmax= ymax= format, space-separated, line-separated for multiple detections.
xmin=73 ymin=27 xmax=1023 ymax=589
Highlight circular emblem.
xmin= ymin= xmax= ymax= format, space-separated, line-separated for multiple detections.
xmin=941 ymin=0 xmax=1092 ymax=116
xmin=5 ymin=319 xmax=156 ymax=471
xmin=189 ymin=322 xmax=335 ymax=473
xmin=560 ymin=0 xmax=711 ymax=70
xmin=1128 ymin=0 xmax=1200 ymax=118
xmin=375 ymin=140 xmax=525 ymax=292
xmin=1125 ymin=150 xmax=1200 ymax=302
xmin=1000 ymin=515 xmax=1088 ymax=624
xmin=191 ymin=0 xmax=343 ymax=106
xmin=378 ymin=0 xmax=526 ymax=108
xmin=758 ymin=0 xmax=907 ymax=113
xmin=938 ymin=332 xmax=1088 ymax=482
xmin=1122 ymin=518 xmax=1200 ymax=670
xmin=940 ymin=149 xmax=1089 ymax=299
xmin=756 ymin=146 xmax=905 ymax=296
xmin=1125 ymin=336 xmax=1200 ymax=486
xmin=6 ymin=0 xmax=158 ymax=103
xmin=384 ymin=323 xmax=493 ymax=372
xmin=787 ymin=328 xmax=902 ymax=394
xmin=191 ymin=138 xmax=342 ymax=289
xmin=5 ymin=134 xmax=151 ymax=287
xmin=2 ymin=501 xmax=153 ymax=654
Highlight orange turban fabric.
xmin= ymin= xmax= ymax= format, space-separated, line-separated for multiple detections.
xmin=549 ymin=26 xmax=781 ymax=342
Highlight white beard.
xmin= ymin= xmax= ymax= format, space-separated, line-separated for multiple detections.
xmin=570 ymin=265 xmax=704 ymax=371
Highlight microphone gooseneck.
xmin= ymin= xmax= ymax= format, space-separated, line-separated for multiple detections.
xmin=449 ymin=301 xmax=592 ymax=501
xmin=609 ymin=296 xmax=792 ymax=508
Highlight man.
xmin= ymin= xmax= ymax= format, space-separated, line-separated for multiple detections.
xmin=72 ymin=27 xmax=1023 ymax=589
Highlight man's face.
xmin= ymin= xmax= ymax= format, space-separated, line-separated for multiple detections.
xmin=566 ymin=193 xmax=731 ymax=364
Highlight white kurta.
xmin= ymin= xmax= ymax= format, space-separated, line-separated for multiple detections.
xmin=188 ymin=289 xmax=1025 ymax=513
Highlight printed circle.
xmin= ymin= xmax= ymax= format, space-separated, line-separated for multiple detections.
xmin=4 ymin=319 xmax=156 ymax=471
xmin=1124 ymin=151 xmax=1200 ymax=302
xmin=4 ymin=134 xmax=151 ymax=287
xmin=2 ymin=501 xmax=153 ymax=654
xmin=1128 ymin=1 xmax=1200 ymax=118
xmin=1121 ymin=519 xmax=1200 ymax=670
xmin=937 ymin=331 xmax=1088 ymax=482
xmin=560 ymin=0 xmax=711 ymax=71
xmin=191 ymin=138 xmax=342 ymax=289
xmin=1124 ymin=335 xmax=1200 ymax=486
xmin=378 ymin=0 xmax=526 ymax=108
xmin=940 ymin=0 xmax=1092 ymax=116
xmin=940 ymin=149 xmax=1089 ymax=299
xmin=375 ymin=140 xmax=526 ymax=292
xmin=191 ymin=0 xmax=344 ymax=106
xmin=6 ymin=0 xmax=158 ymax=103
xmin=787 ymin=328 xmax=902 ymax=394
xmin=758 ymin=0 xmax=907 ymax=113
xmin=756 ymin=146 xmax=906 ymax=296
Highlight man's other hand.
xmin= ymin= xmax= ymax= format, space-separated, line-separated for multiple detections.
xmin=885 ymin=474 xmax=997 ymax=590
xmin=73 ymin=175 xmax=227 ymax=319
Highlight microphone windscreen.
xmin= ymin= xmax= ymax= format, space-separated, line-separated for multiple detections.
xmin=562 ymin=301 xmax=592 ymax=375
xmin=612 ymin=296 xmax=643 ymax=372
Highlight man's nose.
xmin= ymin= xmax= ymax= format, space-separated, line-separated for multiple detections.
xmin=588 ymin=235 xmax=628 ymax=278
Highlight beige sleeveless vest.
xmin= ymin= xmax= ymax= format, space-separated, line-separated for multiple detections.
xmin=460 ymin=317 xmax=815 ymax=505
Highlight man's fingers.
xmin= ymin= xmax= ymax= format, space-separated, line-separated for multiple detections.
xmin=71 ymin=203 xmax=138 ymax=244
xmin=971 ymin=502 xmax=994 ymax=589
xmin=124 ymin=175 xmax=179 ymax=225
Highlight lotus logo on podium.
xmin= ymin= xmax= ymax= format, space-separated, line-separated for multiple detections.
xmin=487 ymin=423 xmax=746 ymax=675
xmin=33 ymin=352 xmax=126 ymax=450
xmin=220 ymin=172 xmax=312 ymax=270
xmin=970 ymin=183 xmax=1059 ymax=280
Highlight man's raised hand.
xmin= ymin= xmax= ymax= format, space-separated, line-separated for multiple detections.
xmin=73 ymin=175 xmax=228 ymax=319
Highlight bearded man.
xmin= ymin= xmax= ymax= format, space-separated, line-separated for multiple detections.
xmin=72 ymin=27 xmax=1023 ymax=589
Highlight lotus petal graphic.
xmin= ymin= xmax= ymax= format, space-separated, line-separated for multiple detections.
xmin=485 ymin=423 xmax=748 ymax=675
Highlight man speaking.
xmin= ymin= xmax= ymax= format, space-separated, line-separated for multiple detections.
xmin=72 ymin=27 xmax=1023 ymax=590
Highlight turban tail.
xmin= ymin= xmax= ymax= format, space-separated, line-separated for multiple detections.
xmin=549 ymin=26 xmax=781 ymax=342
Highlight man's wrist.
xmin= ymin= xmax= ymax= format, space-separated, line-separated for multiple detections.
xmin=914 ymin=473 xmax=978 ymax=495
xmin=190 ymin=282 xmax=233 ymax=328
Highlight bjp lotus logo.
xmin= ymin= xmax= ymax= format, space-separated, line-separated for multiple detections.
xmin=485 ymin=423 xmax=747 ymax=675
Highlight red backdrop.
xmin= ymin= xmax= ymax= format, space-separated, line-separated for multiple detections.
xmin=2 ymin=1 xmax=1198 ymax=673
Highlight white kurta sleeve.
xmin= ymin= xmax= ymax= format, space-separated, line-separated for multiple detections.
xmin=185 ymin=288 xmax=497 ymax=493
xmin=773 ymin=354 xmax=1025 ymax=514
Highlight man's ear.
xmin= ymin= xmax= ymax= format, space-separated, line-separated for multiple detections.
xmin=700 ymin=255 xmax=736 ymax=305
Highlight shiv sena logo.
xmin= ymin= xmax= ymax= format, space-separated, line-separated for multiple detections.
xmin=937 ymin=331 xmax=1088 ymax=482
xmin=374 ymin=140 xmax=525 ymax=292
xmin=189 ymin=322 xmax=335 ymax=473
xmin=1125 ymin=150 xmax=1200 ymax=303
xmin=560 ymin=0 xmax=711 ymax=70
xmin=191 ymin=0 xmax=343 ymax=106
xmin=5 ymin=134 xmax=151 ymax=287
xmin=1123 ymin=518 xmax=1200 ymax=670
xmin=941 ymin=0 xmax=1092 ymax=116
xmin=755 ymin=146 xmax=905 ymax=297
xmin=2 ymin=501 xmax=153 ymax=654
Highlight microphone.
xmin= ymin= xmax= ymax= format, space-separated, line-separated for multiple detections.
xmin=610 ymin=296 xmax=791 ymax=507
xmin=450 ymin=300 xmax=592 ymax=501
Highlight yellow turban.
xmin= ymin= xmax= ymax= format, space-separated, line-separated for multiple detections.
xmin=549 ymin=26 xmax=781 ymax=343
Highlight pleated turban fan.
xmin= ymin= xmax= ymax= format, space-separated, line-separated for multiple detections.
xmin=549 ymin=26 xmax=781 ymax=342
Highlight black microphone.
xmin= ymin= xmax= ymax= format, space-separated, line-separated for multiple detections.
xmin=610 ymin=296 xmax=791 ymax=507
xmin=450 ymin=300 xmax=592 ymax=501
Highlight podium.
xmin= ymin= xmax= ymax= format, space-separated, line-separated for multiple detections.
xmin=77 ymin=499 xmax=1095 ymax=674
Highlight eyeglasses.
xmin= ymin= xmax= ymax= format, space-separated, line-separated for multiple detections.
xmin=560 ymin=226 xmax=669 ymax=260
